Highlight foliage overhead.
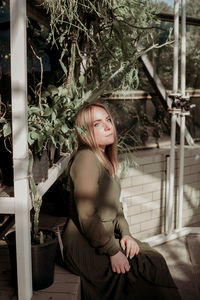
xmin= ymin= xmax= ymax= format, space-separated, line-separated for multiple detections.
xmin=23 ymin=0 xmax=171 ymax=154
xmin=43 ymin=0 xmax=167 ymax=94
xmin=0 ymin=0 xmax=173 ymax=156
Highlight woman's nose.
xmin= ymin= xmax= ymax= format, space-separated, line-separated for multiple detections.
xmin=104 ymin=122 xmax=111 ymax=130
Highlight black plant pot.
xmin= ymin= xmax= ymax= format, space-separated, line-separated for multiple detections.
xmin=5 ymin=229 xmax=58 ymax=291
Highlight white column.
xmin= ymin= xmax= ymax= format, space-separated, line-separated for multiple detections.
xmin=167 ymin=111 xmax=176 ymax=234
xmin=167 ymin=0 xmax=180 ymax=235
xmin=10 ymin=0 xmax=33 ymax=299
xmin=173 ymin=0 xmax=180 ymax=92
xmin=181 ymin=0 xmax=186 ymax=94
xmin=178 ymin=0 xmax=186 ymax=230
xmin=165 ymin=155 xmax=170 ymax=233
xmin=178 ymin=113 xmax=185 ymax=230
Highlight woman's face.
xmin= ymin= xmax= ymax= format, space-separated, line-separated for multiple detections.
xmin=91 ymin=106 xmax=115 ymax=152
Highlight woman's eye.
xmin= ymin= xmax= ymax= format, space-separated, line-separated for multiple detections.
xmin=107 ymin=118 xmax=112 ymax=122
xmin=94 ymin=123 xmax=100 ymax=127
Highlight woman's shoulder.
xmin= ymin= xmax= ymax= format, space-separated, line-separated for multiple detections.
xmin=72 ymin=148 xmax=101 ymax=170
xmin=74 ymin=147 xmax=96 ymax=160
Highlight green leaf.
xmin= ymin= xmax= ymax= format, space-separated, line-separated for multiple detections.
xmin=61 ymin=124 xmax=69 ymax=134
xmin=58 ymin=86 xmax=68 ymax=96
xmin=30 ymin=131 xmax=43 ymax=141
xmin=59 ymin=135 xmax=65 ymax=144
xmin=47 ymin=85 xmax=58 ymax=96
xmin=28 ymin=132 xmax=35 ymax=145
xmin=41 ymin=90 xmax=50 ymax=98
xmin=0 ymin=118 xmax=7 ymax=123
xmin=50 ymin=135 xmax=57 ymax=147
xmin=75 ymin=125 xmax=86 ymax=137
xmin=43 ymin=107 xmax=52 ymax=116
xmin=3 ymin=123 xmax=11 ymax=137
xmin=37 ymin=136 xmax=44 ymax=151
xmin=51 ymin=111 xmax=56 ymax=122
xmin=79 ymin=74 xmax=85 ymax=85
xmin=28 ymin=106 xmax=41 ymax=115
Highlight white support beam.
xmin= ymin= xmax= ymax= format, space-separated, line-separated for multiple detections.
xmin=181 ymin=0 xmax=186 ymax=95
xmin=10 ymin=0 xmax=33 ymax=299
xmin=173 ymin=0 xmax=179 ymax=93
xmin=178 ymin=0 xmax=187 ymax=230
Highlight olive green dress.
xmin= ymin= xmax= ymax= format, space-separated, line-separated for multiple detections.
xmin=62 ymin=148 xmax=181 ymax=300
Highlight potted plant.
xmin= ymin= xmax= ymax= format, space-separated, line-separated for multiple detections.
xmin=3 ymin=84 xmax=85 ymax=290
xmin=5 ymin=225 xmax=58 ymax=291
xmin=5 ymin=151 xmax=59 ymax=291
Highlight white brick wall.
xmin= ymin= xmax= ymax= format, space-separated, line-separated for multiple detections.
xmin=119 ymin=145 xmax=200 ymax=240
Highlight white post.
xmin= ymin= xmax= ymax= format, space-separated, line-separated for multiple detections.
xmin=167 ymin=0 xmax=180 ymax=235
xmin=181 ymin=0 xmax=186 ymax=94
xmin=165 ymin=155 xmax=170 ymax=233
xmin=10 ymin=1 xmax=33 ymax=299
xmin=178 ymin=114 xmax=185 ymax=229
xmin=173 ymin=0 xmax=179 ymax=92
xmin=178 ymin=0 xmax=186 ymax=230
xmin=167 ymin=112 xmax=176 ymax=234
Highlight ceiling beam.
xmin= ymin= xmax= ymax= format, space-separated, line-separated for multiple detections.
xmin=158 ymin=12 xmax=200 ymax=27
xmin=4 ymin=0 xmax=49 ymax=27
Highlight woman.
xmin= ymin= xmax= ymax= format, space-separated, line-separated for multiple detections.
xmin=62 ymin=103 xmax=181 ymax=300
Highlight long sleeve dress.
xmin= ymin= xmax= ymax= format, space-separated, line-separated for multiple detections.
xmin=62 ymin=148 xmax=181 ymax=300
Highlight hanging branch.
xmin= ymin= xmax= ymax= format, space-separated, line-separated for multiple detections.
xmin=29 ymin=42 xmax=44 ymax=114
xmin=4 ymin=137 xmax=12 ymax=154
xmin=66 ymin=34 xmax=77 ymax=93
xmin=84 ymin=42 xmax=170 ymax=104
xmin=0 ymin=98 xmax=7 ymax=119
xmin=61 ymin=33 xmax=78 ymax=97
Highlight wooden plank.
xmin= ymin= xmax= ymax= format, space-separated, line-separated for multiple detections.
xmin=154 ymin=235 xmax=200 ymax=300
xmin=32 ymin=293 xmax=77 ymax=300
xmin=32 ymin=265 xmax=81 ymax=300
xmin=186 ymin=234 xmax=200 ymax=265
xmin=0 ymin=243 xmax=81 ymax=300
xmin=168 ymin=264 xmax=199 ymax=300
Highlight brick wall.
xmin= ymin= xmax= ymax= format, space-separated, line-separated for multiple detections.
xmin=119 ymin=145 xmax=200 ymax=240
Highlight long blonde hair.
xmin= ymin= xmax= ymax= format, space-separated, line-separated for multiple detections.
xmin=75 ymin=103 xmax=118 ymax=176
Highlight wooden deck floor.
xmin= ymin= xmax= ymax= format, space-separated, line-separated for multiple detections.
xmin=0 ymin=239 xmax=81 ymax=300
xmin=1 ymin=233 xmax=200 ymax=300
xmin=154 ymin=233 xmax=200 ymax=300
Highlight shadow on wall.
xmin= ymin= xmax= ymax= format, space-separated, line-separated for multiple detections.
xmin=119 ymin=146 xmax=200 ymax=240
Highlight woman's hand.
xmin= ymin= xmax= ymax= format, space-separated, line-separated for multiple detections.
xmin=110 ymin=251 xmax=130 ymax=274
xmin=120 ymin=235 xmax=139 ymax=259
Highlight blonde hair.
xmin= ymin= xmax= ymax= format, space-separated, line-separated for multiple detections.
xmin=75 ymin=103 xmax=118 ymax=176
